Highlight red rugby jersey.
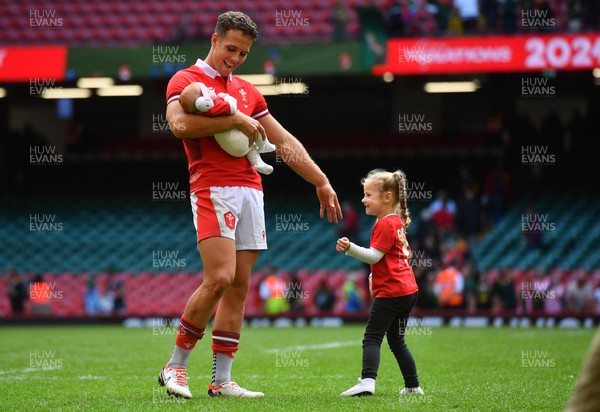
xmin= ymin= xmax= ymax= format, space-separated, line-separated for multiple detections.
xmin=166 ymin=59 xmax=269 ymax=192
xmin=370 ymin=214 xmax=419 ymax=298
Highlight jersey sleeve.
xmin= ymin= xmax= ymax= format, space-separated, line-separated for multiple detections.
xmin=249 ymin=83 xmax=269 ymax=119
xmin=369 ymin=219 xmax=395 ymax=253
xmin=166 ymin=70 xmax=193 ymax=105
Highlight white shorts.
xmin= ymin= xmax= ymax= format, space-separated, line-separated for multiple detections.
xmin=190 ymin=186 xmax=267 ymax=250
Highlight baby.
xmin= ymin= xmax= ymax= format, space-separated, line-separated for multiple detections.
xmin=179 ymin=82 xmax=276 ymax=175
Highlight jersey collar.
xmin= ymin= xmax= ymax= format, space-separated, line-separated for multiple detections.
xmin=195 ymin=59 xmax=233 ymax=82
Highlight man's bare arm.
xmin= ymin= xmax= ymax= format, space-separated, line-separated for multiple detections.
xmin=259 ymin=114 xmax=343 ymax=223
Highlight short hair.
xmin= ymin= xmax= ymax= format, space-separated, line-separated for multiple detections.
xmin=215 ymin=11 xmax=259 ymax=41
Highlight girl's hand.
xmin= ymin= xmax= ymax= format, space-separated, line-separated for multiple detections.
xmin=336 ymin=237 xmax=350 ymax=253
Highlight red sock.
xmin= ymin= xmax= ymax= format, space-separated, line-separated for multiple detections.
xmin=175 ymin=315 xmax=205 ymax=350
xmin=211 ymin=330 xmax=240 ymax=359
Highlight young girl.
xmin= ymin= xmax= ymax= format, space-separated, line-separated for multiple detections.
xmin=337 ymin=168 xmax=424 ymax=397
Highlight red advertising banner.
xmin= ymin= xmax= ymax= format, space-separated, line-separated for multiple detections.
xmin=0 ymin=46 xmax=67 ymax=82
xmin=373 ymin=33 xmax=600 ymax=75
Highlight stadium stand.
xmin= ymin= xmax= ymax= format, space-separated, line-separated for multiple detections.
xmin=2 ymin=0 xmax=596 ymax=46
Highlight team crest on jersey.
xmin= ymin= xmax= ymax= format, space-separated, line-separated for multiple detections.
xmin=224 ymin=211 xmax=236 ymax=230
xmin=238 ymin=88 xmax=247 ymax=102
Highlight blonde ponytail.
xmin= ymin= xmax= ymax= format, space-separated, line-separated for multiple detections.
xmin=393 ymin=170 xmax=411 ymax=230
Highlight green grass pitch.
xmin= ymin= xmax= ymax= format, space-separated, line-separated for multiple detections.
xmin=0 ymin=325 xmax=595 ymax=411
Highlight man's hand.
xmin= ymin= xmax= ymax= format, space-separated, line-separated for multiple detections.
xmin=317 ymin=183 xmax=343 ymax=224
xmin=336 ymin=237 xmax=350 ymax=253
xmin=233 ymin=111 xmax=266 ymax=147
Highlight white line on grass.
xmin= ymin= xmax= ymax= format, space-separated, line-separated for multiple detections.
xmin=263 ymin=340 xmax=361 ymax=354
xmin=0 ymin=366 xmax=62 ymax=375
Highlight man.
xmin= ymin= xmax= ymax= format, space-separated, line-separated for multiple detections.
xmin=158 ymin=11 xmax=343 ymax=399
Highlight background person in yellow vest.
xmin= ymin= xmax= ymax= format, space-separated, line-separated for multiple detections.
xmin=259 ymin=272 xmax=289 ymax=315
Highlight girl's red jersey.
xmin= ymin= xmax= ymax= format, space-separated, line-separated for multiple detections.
xmin=370 ymin=214 xmax=419 ymax=298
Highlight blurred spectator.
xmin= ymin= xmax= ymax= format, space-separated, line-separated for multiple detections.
xmin=544 ymin=272 xmax=565 ymax=314
xmin=446 ymin=5 xmax=464 ymax=35
xmin=564 ymin=272 xmax=595 ymax=313
xmin=453 ymin=0 xmax=479 ymax=33
xmin=259 ymin=272 xmax=290 ymax=315
xmin=315 ymin=280 xmax=336 ymax=312
xmin=434 ymin=265 xmax=464 ymax=308
xmin=480 ymin=0 xmax=499 ymax=32
xmin=6 ymin=269 xmax=27 ymax=316
xmin=568 ymin=0 xmax=583 ymax=32
xmin=410 ymin=0 xmax=437 ymax=36
xmin=332 ymin=0 xmax=349 ymax=41
xmin=491 ymin=270 xmax=517 ymax=312
xmin=427 ymin=190 xmax=457 ymax=231
xmin=343 ymin=274 xmax=364 ymax=313
xmin=475 ymin=272 xmax=493 ymax=310
xmin=286 ymin=272 xmax=305 ymax=312
xmin=105 ymin=269 xmax=126 ymax=316
xmin=85 ymin=274 xmax=100 ymax=316
xmin=432 ymin=0 xmax=452 ymax=34
xmin=385 ymin=0 xmax=407 ymax=37
xmin=30 ymin=274 xmax=52 ymax=315
xmin=462 ymin=259 xmax=478 ymax=312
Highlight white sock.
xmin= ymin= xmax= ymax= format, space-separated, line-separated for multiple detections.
xmin=167 ymin=345 xmax=192 ymax=368
xmin=212 ymin=353 xmax=234 ymax=386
